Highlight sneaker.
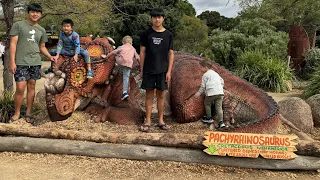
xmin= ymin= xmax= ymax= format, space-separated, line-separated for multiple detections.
xmin=87 ymin=70 xmax=94 ymax=78
xmin=218 ymin=121 xmax=226 ymax=128
xmin=202 ymin=116 xmax=214 ymax=123
xmin=44 ymin=67 xmax=52 ymax=74
xmin=121 ymin=92 xmax=129 ymax=100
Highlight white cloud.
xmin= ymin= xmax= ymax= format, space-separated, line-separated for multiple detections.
xmin=188 ymin=0 xmax=240 ymax=17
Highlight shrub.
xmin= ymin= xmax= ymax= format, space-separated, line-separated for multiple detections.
xmin=303 ymin=68 xmax=320 ymax=98
xmin=301 ymin=48 xmax=320 ymax=79
xmin=207 ymin=18 xmax=289 ymax=70
xmin=0 ymin=91 xmax=17 ymax=123
xmin=235 ymin=50 xmax=293 ymax=92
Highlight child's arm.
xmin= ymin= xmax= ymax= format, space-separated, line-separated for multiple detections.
xmin=195 ymin=75 xmax=206 ymax=97
xmin=73 ymin=32 xmax=81 ymax=62
xmin=134 ymin=50 xmax=140 ymax=63
xmin=101 ymin=47 xmax=121 ymax=59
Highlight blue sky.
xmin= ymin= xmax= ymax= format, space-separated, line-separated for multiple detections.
xmin=188 ymin=0 xmax=241 ymax=17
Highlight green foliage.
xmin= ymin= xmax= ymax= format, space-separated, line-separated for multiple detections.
xmin=111 ymin=0 xmax=195 ymax=49
xmin=197 ymin=10 xmax=239 ymax=32
xmin=208 ymin=29 xmax=246 ymax=68
xmin=174 ymin=16 xmax=208 ymax=54
xmin=29 ymin=0 xmax=111 ymax=36
xmin=207 ymin=18 xmax=289 ymax=69
xmin=238 ymin=0 xmax=320 ymax=32
xmin=0 ymin=91 xmax=18 ymax=123
xmin=302 ymin=48 xmax=320 ymax=79
xmin=235 ymin=50 xmax=293 ymax=92
xmin=303 ymin=68 xmax=320 ymax=98
xmin=176 ymin=0 xmax=196 ymax=17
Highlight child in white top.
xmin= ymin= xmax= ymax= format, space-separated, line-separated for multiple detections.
xmin=195 ymin=62 xmax=226 ymax=128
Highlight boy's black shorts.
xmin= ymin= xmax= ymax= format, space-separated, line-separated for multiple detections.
xmin=141 ymin=72 xmax=168 ymax=91
xmin=14 ymin=65 xmax=41 ymax=82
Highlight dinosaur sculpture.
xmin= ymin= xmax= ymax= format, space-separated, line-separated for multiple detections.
xmin=44 ymin=38 xmax=280 ymax=134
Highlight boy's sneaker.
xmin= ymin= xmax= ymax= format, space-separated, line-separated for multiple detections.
xmin=202 ymin=116 xmax=214 ymax=123
xmin=121 ymin=92 xmax=129 ymax=100
xmin=218 ymin=121 xmax=226 ymax=128
xmin=87 ymin=70 xmax=94 ymax=79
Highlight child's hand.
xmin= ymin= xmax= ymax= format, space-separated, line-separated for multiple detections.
xmin=49 ymin=55 xmax=56 ymax=62
xmin=73 ymin=54 xmax=78 ymax=62
xmin=54 ymin=54 xmax=60 ymax=61
xmin=101 ymin=54 xmax=107 ymax=59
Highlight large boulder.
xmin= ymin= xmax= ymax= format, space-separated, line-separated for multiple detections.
xmin=35 ymin=89 xmax=46 ymax=109
xmin=306 ymin=94 xmax=320 ymax=127
xmin=278 ymin=97 xmax=313 ymax=133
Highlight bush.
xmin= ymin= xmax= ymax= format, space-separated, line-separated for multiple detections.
xmin=175 ymin=16 xmax=208 ymax=54
xmin=235 ymin=50 xmax=293 ymax=92
xmin=303 ymin=68 xmax=320 ymax=98
xmin=301 ymin=48 xmax=320 ymax=79
xmin=208 ymin=29 xmax=247 ymax=69
xmin=0 ymin=91 xmax=18 ymax=123
xmin=207 ymin=18 xmax=289 ymax=70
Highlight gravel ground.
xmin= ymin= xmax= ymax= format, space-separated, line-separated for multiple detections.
xmin=2 ymin=110 xmax=320 ymax=180
xmin=0 ymin=152 xmax=318 ymax=180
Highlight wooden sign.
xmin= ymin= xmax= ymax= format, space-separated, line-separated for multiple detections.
xmin=203 ymin=132 xmax=298 ymax=160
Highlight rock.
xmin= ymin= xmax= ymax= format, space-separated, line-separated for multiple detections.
xmin=35 ymin=89 xmax=46 ymax=109
xmin=306 ymin=94 xmax=320 ymax=127
xmin=55 ymin=78 xmax=65 ymax=92
xmin=278 ymin=97 xmax=314 ymax=133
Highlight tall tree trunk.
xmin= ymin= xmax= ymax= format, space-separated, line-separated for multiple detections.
xmin=1 ymin=0 xmax=15 ymax=92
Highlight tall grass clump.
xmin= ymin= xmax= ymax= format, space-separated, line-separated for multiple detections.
xmin=303 ymin=68 xmax=320 ymax=98
xmin=301 ymin=48 xmax=320 ymax=79
xmin=0 ymin=91 xmax=15 ymax=123
xmin=235 ymin=50 xmax=293 ymax=92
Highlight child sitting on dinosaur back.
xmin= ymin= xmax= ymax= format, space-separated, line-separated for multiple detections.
xmin=50 ymin=18 xmax=94 ymax=78
xmin=101 ymin=35 xmax=140 ymax=100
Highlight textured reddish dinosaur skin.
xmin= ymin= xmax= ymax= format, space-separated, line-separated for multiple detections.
xmin=171 ymin=52 xmax=280 ymax=133
xmin=46 ymin=38 xmax=280 ymax=133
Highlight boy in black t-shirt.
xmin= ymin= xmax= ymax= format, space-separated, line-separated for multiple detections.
xmin=139 ymin=8 xmax=174 ymax=132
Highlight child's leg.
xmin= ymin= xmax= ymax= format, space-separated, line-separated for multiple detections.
xmin=204 ymin=96 xmax=212 ymax=118
xmin=80 ymin=49 xmax=91 ymax=70
xmin=214 ymin=95 xmax=224 ymax=122
xmin=80 ymin=49 xmax=94 ymax=78
xmin=122 ymin=66 xmax=131 ymax=93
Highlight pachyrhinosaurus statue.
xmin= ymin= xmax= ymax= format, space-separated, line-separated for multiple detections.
xmin=44 ymin=37 xmax=280 ymax=134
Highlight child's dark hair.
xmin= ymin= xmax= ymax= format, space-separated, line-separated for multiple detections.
xmin=27 ymin=3 xmax=42 ymax=13
xmin=61 ymin=18 xmax=74 ymax=26
xmin=150 ymin=8 xmax=165 ymax=17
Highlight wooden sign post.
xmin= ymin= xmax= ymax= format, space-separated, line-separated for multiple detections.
xmin=203 ymin=132 xmax=298 ymax=160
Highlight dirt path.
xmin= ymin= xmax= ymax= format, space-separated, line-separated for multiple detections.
xmin=0 ymin=152 xmax=318 ymax=180
xmin=0 ymin=62 xmax=318 ymax=179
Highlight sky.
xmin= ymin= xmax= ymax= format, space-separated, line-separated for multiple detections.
xmin=188 ymin=0 xmax=241 ymax=17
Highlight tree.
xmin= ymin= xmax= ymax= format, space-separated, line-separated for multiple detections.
xmin=174 ymin=15 xmax=208 ymax=54
xmin=0 ymin=0 xmax=25 ymax=92
xmin=238 ymin=0 xmax=320 ymax=32
xmin=30 ymin=0 xmax=112 ymax=36
xmin=110 ymin=0 xmax=196 ymax=50
xmin=197 ymin=10 xmax=239 ymax=33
